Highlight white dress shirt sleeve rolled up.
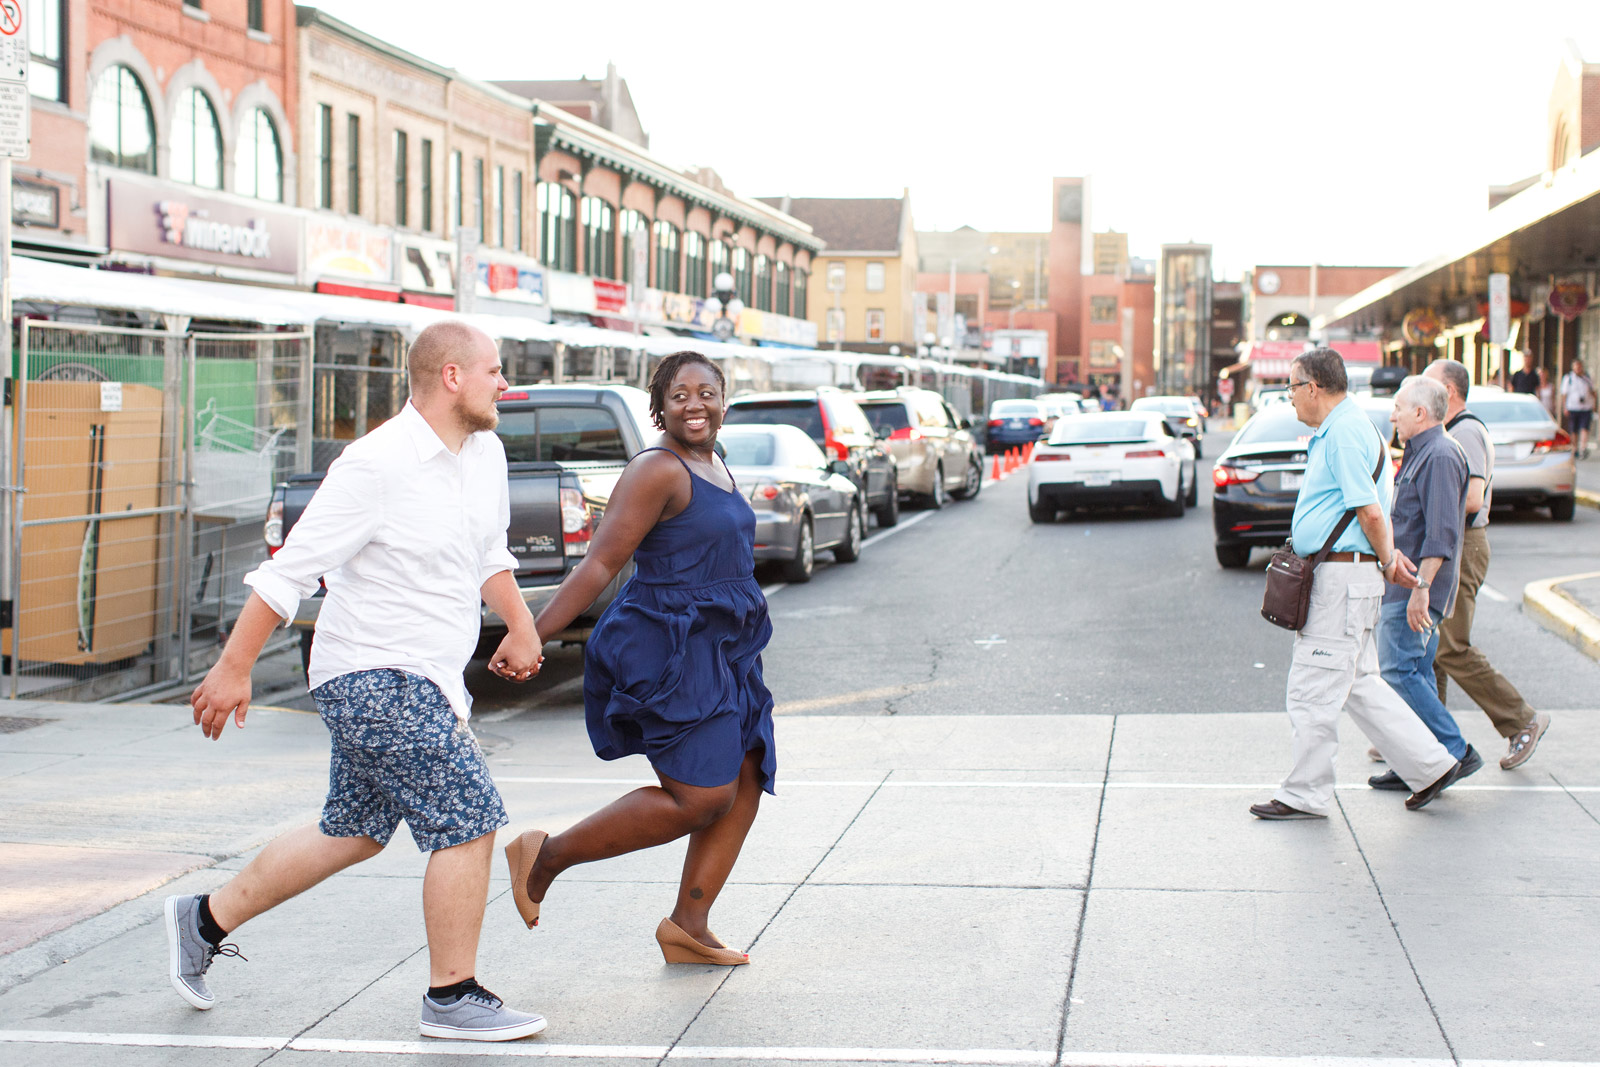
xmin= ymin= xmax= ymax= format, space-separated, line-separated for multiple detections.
xmin=478 ymin=438 xmax=518 ymax=585
xmin=243 ymin=449 xmax=384 ymax=625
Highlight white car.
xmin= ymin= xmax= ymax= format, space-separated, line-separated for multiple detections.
xmin=1027 ymin=411 xmax=1196 ymax=523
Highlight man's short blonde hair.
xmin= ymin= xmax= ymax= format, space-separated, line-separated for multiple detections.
xmin=408 ymin=320 xmax=491 ymax=396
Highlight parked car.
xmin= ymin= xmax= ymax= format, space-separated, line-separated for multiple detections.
xmin=1130 ymin=395 xmax=1206 ymax=458
xmin=986 ymin=398 xmax=1049 ymax=452
xmin=1461 ymin=388 xmax=1575 ymax=520
xmin=858 ymin=387 xmax=984 ymax=507
xmin=1027 ymin=411 xmax=1196 ymax=522
xmin=1210 ymin=398 xmax=1395 ymax=568
xmin=266 ymin=384 xmax=655 ymax=666
xmin=722 ymin=387 xmax=900 ymax=528
xmin=1250 ymin=386 xmax=1289 ymax=412
xmin=718 ymin=425 xmax=864 ymax=582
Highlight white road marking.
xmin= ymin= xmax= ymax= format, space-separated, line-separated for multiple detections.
xmin=862 ymin=508 xmax=936 ymax=548
xmin=1479 ymin=583 xmax=1509 ymax=602
xmin=4 ymin=1032 xmax=1595 ymax=1067
xmin=974 ymin=634 xmax=1008 ymax=649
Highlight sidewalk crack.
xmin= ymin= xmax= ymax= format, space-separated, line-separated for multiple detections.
xmin=654 ymin=769 xmax=893 ymax=1066
xmin=1551 ymin=771 xmax=1600 ymax=826
xmin=1334 ymin=794 xmax=1460 ymax=1066
xmin=1054 ymin=713 xmax=1116 ymax=1066
xmin=252 ymin=942 xmax=429 ymax=1065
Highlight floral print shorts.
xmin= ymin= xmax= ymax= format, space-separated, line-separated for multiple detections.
xmin=313 ymin=669 xmax=507 ymax=852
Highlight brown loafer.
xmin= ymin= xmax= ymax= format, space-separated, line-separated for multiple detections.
xmin=1249 ymin=799 xmax=1324 ymax=820
xmin=1405 ymin=761 xmax=1462 ymax=811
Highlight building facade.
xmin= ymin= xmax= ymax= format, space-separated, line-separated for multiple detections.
xmin=21 ymin=0 xmax=298 ymax=265
xmin=1156 ymin=244 xmax=1211 ymax=395
xmin=1046 ymin=177 xmax=1087 ymax=383
xmin=768 ymin=194 xmax=915 ymax=353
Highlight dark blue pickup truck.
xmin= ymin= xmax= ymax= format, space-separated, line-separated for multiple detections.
xmin=264 ymin=384 xmax=657 ymax=666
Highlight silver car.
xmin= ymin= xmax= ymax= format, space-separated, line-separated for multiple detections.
xmin=719 ymin=424 xmax=865 ymax=582
xmin=1463 ymin=387 xmax=1576 ymax=520
xmin=857 ymin=387 xmax=984 ymax=507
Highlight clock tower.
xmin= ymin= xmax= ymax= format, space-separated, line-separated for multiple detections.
xmin=1047 ymin=177 xmax=1087 ymax=385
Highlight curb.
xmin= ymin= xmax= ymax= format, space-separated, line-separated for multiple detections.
xmin=1576 ymin=488 xmax=1600 ymax=510
xmin=1523 ymin=571 xmax=1600 ymax=661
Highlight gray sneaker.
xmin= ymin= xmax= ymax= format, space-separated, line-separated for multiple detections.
xmin=164 ymin=895 xmax=244 ymax=1010
xmin=1501 ymin=712 xmax=1551 ymax=770
xmin=420 ymin=981 xmax=547 ymax=1041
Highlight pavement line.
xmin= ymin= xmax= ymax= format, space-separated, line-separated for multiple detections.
xmin=1478 ymin=583 xmax=1508 ymax=602
xmin=492 ymin=777 xmax=1600 ymax=792
xmin=861 ymin=507 xmax=935 ymax=548
xmin=774 ymin=680 xmax=944 ymax=714
xmin=11 ymin=1032 xmax=1577 ymax=1066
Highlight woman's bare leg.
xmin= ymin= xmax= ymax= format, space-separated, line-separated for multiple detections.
xmin=670 ymin=750 xmax=764 ymax=947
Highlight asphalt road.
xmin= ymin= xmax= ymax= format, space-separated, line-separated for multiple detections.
xmin=252 ymin=429 xmax=1600 ymax=723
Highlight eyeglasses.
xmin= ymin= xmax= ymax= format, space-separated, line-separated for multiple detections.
xmin=1285 ymin=379 xmax=1313 ymax=395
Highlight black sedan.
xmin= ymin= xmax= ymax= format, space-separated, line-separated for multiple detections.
xmin=1211 ymin=398 xmax=1393 ymax=568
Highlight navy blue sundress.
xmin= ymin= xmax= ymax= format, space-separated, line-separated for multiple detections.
xmin=582 ymin=447 xmax=777 ymax=794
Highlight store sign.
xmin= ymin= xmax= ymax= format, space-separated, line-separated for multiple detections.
xmin=478 ymin=259 xmax=545 ymax=304
xmin=593 ymin=278 xmax=626 ymax=313
xmin=1401 ymin=306 xmax=1442 ymax=347
xmin=397 ymin=235 xmax=457 ymax=295
xmin=108 ymin=179 xmax=299 ymax=274
xmin=12 ymin=178 xmax=57 ymax=226
xmin=307 ymin=218 xmax=393 ymax=281
xmin=1548 ymin=279 xmax=1589 ymax=323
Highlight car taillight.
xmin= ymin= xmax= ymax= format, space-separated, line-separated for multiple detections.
xmin=1534 ymin=429 xmax=1573 ymax=454
xmin=888 ymin=426 xmax=922 ymax=441
xmin=1035 ymin=451 xmax=1070 ymax=461
xmin=1213 ymin=465 xmax=1261 ymax=487
xmin=1125 ymin=449 xmax=1167 ymax=459
xmin=988 ymin=418 xmax=1004 ymax=428
xmin=561 ymin=487 xmax=594 ymax=557
xmin=823 ymin=435 xmax=850 ymax=460
xmin=1028 ymin=418 xmax=1044 ymax=427
xmin=499 ymin=390 xmax=529 ymax=401
xmin=746 ymin=478 xmax=782 ymax=503
xmin=263 ymin=499 xmax=284 ymax=556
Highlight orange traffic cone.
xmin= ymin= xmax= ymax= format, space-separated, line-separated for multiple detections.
xmin=1006 ymin=449 xmax=1018 ymax=473
xmin=991 ymin=453 xmax=1003 ymax=481
xmin=1023 ymin=441 xmax=1034 ymax=463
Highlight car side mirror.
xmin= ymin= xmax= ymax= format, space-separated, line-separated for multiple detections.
xmin=960 ymin=418 xmax=972 ymax=430
xmin=826 ymin=459 xmax=852 ymax=477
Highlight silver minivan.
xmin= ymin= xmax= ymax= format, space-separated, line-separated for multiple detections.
xmin=858 ymin=388 xmax=984 ymax=507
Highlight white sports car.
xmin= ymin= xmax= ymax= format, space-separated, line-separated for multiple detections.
xmin=1027 ymin=411 xmax=1197 ymax=523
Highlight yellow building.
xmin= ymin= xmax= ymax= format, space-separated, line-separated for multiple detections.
xmin=758 ymin=192 xmax=918 ymax=352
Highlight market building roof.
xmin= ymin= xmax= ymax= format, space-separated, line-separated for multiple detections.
xmin=757 ymin=196 xmax=906 ymax=254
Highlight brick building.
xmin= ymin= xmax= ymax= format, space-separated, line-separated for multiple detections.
xmin=20 ymin=0 xmax=298 ymax=264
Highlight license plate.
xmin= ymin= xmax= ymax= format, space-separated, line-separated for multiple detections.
xmin=1494 ymin=444 xmax=1518 ymax=462
xmin=1082 ymin=472 xmax=1114 ymax=487
xmin=1279 ymin=472 xmax=1304 ymax=490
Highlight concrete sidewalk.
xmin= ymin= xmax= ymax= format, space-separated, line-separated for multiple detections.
xmin=1 ymin=697 xmax=1597 ymax=1066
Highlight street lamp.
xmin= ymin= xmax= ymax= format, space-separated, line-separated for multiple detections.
xmin=705 ymin=270 xmax=744 ymax=342
xmin=1008 ymin=279 xmax=1022 ymax=330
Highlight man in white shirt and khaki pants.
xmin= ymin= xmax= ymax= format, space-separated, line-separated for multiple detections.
xmin=166 ymin=321 xmax=548 ymax=1042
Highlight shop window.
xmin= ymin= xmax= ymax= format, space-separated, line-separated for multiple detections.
xmin=775 ymin=261 xmax=790 ymax=316
xmin=513 ymin=171 xmax=524 ymax=252
xmin=248 ymin=0 xmax=264 ymax=31
xmin=620 ymin=209 xmax=648 ymax=286
xmin=653 ymin=220 xmax=680 ymax=293
xmin=538 ymin=182 xmax=577 ymax=271
xmin=393 ymin=130 xmax=408 ymax=227
xmin=793 ymin=268 xmax=808 ymax=318
xmin=346 ymin=114 xmax=361 ymax=214
xmin=866 ymin=261 xmax=885 ymax=292
xmin=236 ymin=108 xmax=283 ymax=202
xmin=89 ymin=65 xmax=156 ymax=173
xmin=733 ymin=247 xmax=751 ymax=305
xmin=866 ymin=309 xmax=886 ymax=342
xmin=420 ymin=140 xmax=434 ymax=231
xmin=494 ymin=165 xmax=505 ymax=247
xmin=1090 ymin=295 xmax=1118 ymax=324
xmin=171 ymin=87 xmax=223 ymax=189
xmin=29 ymin=0 xmax=65 ymax=102
xmin=474 ymin=158 xmax=485 ymax=242
xmin=752 ymin=254 xmax=772 ymax=311
xmin=581 ymin=196 xmax=615 ymax=278
xmin=449 ymin=150 xmax=462 ymax=230
xmin=684 ymin=230 xmax=707 ymax=297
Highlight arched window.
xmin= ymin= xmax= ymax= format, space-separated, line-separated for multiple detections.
xmin=172 ymin=87 xmax=224 ymax=188
xmin=653 ymin=220 xmax=680 ymax=293
xmin=580 ymin=196 xmax=614 ymax=278
xmin=89 ymin=65 xmax=156 ymax=173
xmin=236 ymin=108 xmax=283 ymax=202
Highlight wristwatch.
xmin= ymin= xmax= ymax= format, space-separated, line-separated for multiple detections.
xmin=1414 ymin=580 xmax=1431 ymax=590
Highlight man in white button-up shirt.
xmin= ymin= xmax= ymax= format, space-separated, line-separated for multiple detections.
xmin=165 ymin=322 xmax=549 ymax=1042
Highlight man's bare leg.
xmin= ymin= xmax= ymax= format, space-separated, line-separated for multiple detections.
xmin=422 ymin=833 xmax=494 ymax=986
xmin=208 ymin=824 xmax=383 ymax=932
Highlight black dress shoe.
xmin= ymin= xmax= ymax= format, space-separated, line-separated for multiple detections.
xmin=1456 ymin=744 xmax=1483 ymax=780
xmin=1368 ymin=770 xmax=1408 ymax=791
xmin=1249 ymin=799 xmax=1325 ymax=820
xmin=1405 ymin=760 xmax=1462 ymax=810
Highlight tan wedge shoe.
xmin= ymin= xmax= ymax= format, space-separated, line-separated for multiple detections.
xmin=503 ymin=830 xmax=548 ymax=929
xmin=655 ymin=917 xmax=749 ymax=966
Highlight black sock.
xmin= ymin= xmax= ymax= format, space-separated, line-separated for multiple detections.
xmin=427 ymin=977 xmax=479 ymax=1004
xmin=196 ymin=894 xmax=229 ymax=946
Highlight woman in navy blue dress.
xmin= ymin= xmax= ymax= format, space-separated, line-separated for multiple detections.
xmin=504 ymin=352 xmax=774 ymax=966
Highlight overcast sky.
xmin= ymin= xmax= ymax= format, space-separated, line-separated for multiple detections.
xmin=313 ymin=0 xmax=1598 ymax=278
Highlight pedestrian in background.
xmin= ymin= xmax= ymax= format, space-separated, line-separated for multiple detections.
xmin=1510 ymin=351 xmax=1540 ymax=395
xmin=1252 ymin=350 xmax=1461 ymax=820
xmin=1368 ymin=375 xmax=1481 ymax=792
xmin=176 ymin=322 xmax=548 ymax=1042
xmin=1419 ymin=360 xmax=1551 ymax=770
xmin=1560 ymin=359 xmax=1594 ymax=458
xmin=503 ymin=351 xmax=774 ymax=967
xmin=1537 ymin=366 xmax=1556 ymax=417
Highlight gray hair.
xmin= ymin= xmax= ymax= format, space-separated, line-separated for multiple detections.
xmin=1426 ymin=358 xmax=1470 ymax=401
xmin=1396 ymin=375 xmax=1448 ymax=422
xmin=1290 ymin=348 xmax=1347 ymax=393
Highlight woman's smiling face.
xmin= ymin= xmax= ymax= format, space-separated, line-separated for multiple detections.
xmin=663 ymin=362 xmax=725 ymax=448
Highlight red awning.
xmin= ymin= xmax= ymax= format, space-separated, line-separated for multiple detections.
xmin=1329 ymin=341 xmax=1381 ymax=364
xmin=401 ymin=292 xmax=454 ymax=310
xmin=315 ymin=280 xmax=400 ymax=302
xmin=1241 ymin=341 xmax=1306 ymax=381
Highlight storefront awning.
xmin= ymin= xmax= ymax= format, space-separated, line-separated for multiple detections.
xmin=1241 ymin=341 xmax=1306 ymax=381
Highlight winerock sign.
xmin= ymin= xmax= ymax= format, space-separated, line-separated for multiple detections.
xmin=108 ymin=180 xmax=300 ymax=275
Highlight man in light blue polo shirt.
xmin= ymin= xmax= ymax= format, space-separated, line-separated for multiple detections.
xmin=1251 ymin=349 xmax=1462 ymax=820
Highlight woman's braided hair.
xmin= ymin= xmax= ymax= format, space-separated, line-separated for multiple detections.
xmin=648 ymin=351 xmax=727 ymax=430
